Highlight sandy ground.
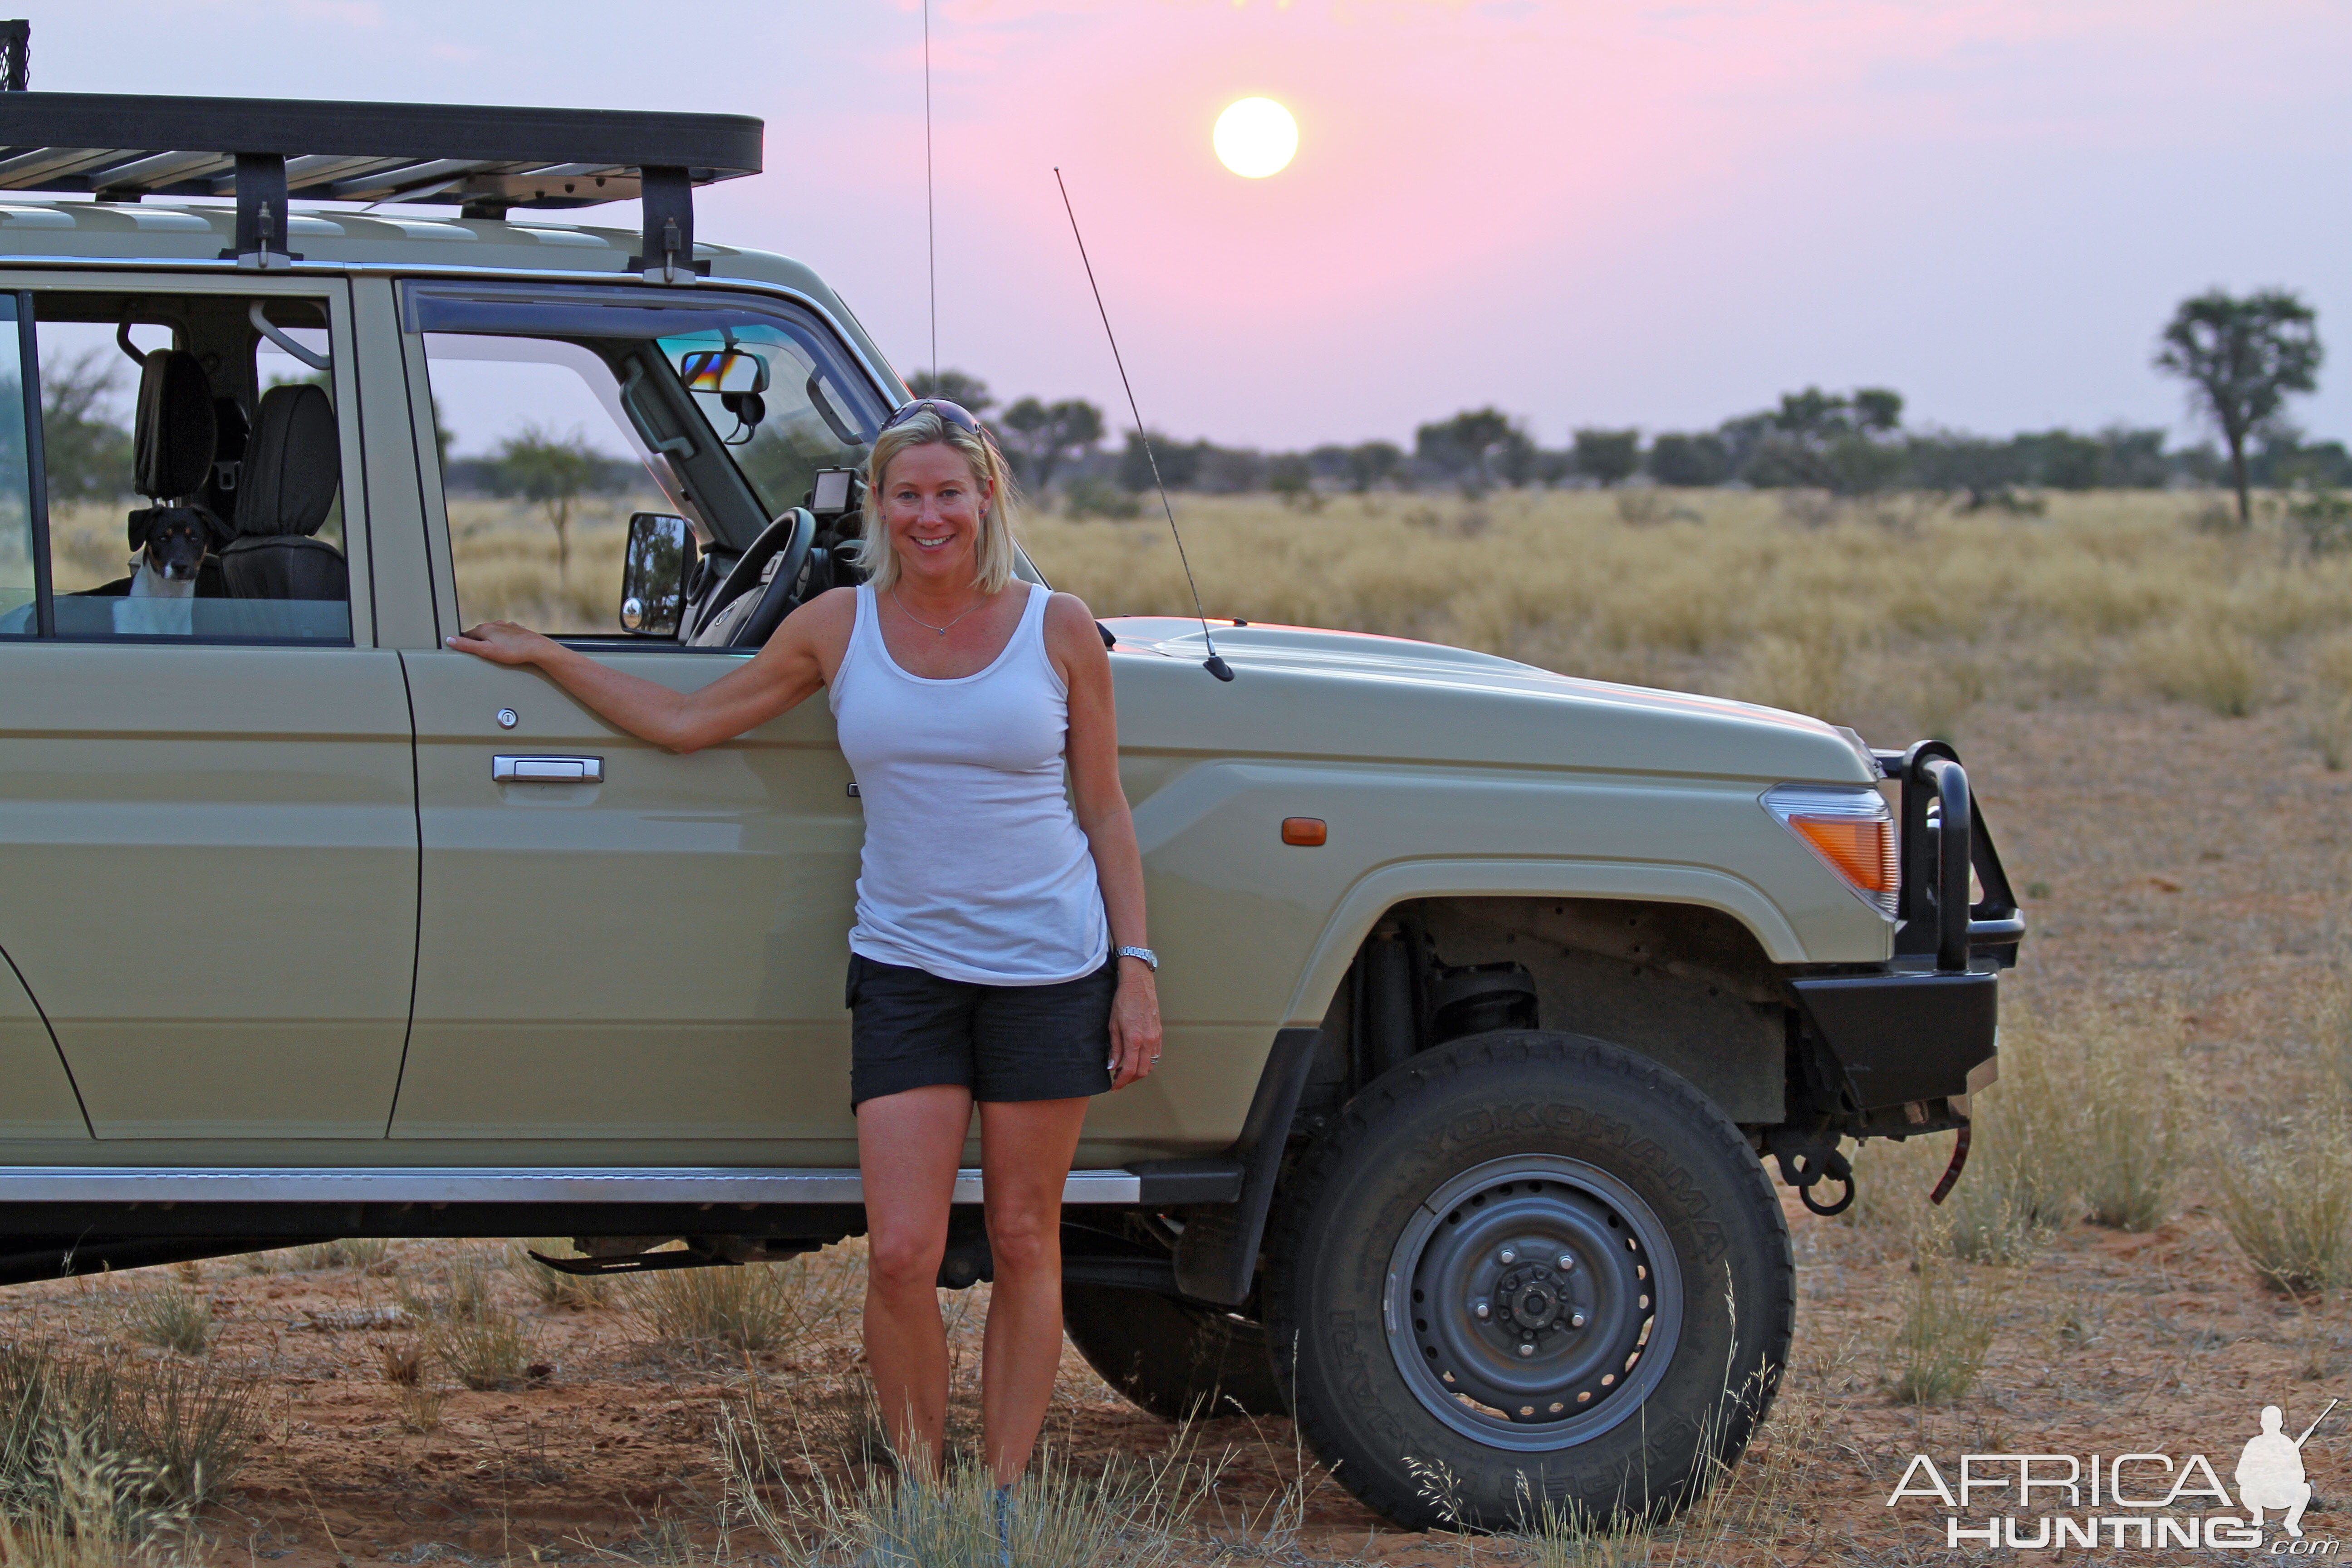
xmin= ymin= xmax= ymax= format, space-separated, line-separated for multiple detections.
xmin=4 ymin=696 xmax=2348 ymax=1564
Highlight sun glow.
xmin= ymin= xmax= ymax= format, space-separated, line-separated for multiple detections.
xmin=1213 ymin=98 xmax=1298 ymax=178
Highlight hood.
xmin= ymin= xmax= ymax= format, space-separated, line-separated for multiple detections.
xmin=1102 ymin=617 xmax=1880 ymax=787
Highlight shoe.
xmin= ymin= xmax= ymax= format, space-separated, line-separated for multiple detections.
xmin=994 ymin=1483 xmax=1016 ymax=1568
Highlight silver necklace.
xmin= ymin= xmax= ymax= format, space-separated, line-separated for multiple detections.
xmin=891 ymin=585 xmax=990 ymax=637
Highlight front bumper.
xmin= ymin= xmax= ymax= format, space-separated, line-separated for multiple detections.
xmin=1796 ymin=743 xmax=2024 ymax=1117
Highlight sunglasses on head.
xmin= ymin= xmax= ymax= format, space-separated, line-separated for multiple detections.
xmin=878 ymin=397 xmax=985 ymax=437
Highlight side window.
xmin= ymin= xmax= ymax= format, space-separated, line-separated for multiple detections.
xmin=408 ymin=285 xmax=889 ymax=644
xmin=11 ymin=291 xmax=351 ymax=643
xmin=0 ymin=296 xmax=36 ymax=633
xmin=420 ymin=332 xmax=672 ymax=637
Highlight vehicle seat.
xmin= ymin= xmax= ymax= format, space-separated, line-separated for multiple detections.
xmin=83 ymin=348 xmax=225 ymax=598
xmin=218 ymin=383 xmax=347 ymax=602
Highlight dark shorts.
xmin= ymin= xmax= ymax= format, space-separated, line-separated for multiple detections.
xmin=846 ymin=952 xmax=1117 ymax=1108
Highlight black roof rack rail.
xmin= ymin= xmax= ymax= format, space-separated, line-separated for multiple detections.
xmin=0 ymin=93 xmax=762 ymax=283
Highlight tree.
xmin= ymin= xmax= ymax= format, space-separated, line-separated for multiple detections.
xmin=1414 ymin=408 xmax=1526 ymax=491
xmin=1345 ymin=441 xmax=1405 ymax=492
xmin=998 ymin=397 xmax=1105 ymax=490
xmin=488 ymin=423 xmax=616 ymax=584
xmin=2155 ymin=288 xmax=2322 ymax=526
xmin=907 ymin=368 xmax=995 ymax=416
xmin=1268 ymin=453 xmax=1317 ymax=510
xmin=37 ymin=346 xmax=133 ymax=505
xmin=1646 ymin=433 xmax=1730 ymax=487
xmin=1118 ymin=430 xmax=1201 ymax=492
xmin=1571 ymin=428 xmax=1642 ymax=487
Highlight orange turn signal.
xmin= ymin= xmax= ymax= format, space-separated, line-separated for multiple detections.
xmin=1282 ymin=817 xmax=1327 ymax=847
xmin=1789 ymin=816 xmax=1896 ymax=897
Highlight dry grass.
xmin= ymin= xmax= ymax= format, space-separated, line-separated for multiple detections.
xmin=109 ymin=1288 xmax=211 ymax=1359
xmin=1885 ymin=1252 xmax=2002 ymax=1403
xmin=2211 ymin=1114 xmax=2352 ymax=1294
xmin=506 ymin=1237 xmax=615 ymax=1310
xmin=1016 ymin=488 xmax=2352 ymax=742
xmin=622 ymin=1251 xmax=851 ymax=1357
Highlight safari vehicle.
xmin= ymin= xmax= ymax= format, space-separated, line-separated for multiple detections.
xmin=0 ymin=92 xmax=2021 ymax=1530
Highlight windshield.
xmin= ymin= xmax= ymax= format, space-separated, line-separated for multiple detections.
xmin=658 ymin=319 xmax=884 ymax=519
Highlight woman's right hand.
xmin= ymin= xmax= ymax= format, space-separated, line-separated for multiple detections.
xmin=446 ymin=620 xmax=558 ymax=667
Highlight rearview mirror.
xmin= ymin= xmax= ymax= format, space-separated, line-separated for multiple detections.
xmin=678 ymin=348 xmax=769 ymax=396
xmin=619 ymin=512 xmax=694 ymax=637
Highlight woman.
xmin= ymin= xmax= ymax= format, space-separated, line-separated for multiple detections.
xmin=448 ymin=400 xmax=1162 ymax=1498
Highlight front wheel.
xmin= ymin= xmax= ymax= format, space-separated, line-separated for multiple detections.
xmin=1264 ymin=1031 xmax=1794 ymax=1531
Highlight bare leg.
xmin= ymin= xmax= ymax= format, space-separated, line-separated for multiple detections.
xmin=857 ymin=1083 xmax=973 ymax=1481
xmin=977 ymin=1097 xmax=1091 ymax=1488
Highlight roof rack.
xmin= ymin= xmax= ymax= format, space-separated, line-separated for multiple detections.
xmin=0 ymin=93 xmax=762 ymax=283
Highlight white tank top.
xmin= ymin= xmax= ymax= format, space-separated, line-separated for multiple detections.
xmin=829 ymin=581 xmax=1109 ymax=985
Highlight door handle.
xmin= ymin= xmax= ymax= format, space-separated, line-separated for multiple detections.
xmin=492 ymin=755 xmax=604 ymax=783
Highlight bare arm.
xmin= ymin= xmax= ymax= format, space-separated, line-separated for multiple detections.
xmin=446 ymin=588 xmax=855 ymax=753
xmin=1051 ymin=592 xmax=1162 ymax=1091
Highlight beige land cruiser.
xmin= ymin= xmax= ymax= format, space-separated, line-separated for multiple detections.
xmin=0 ymin=91 xmax=2020 ymax=1530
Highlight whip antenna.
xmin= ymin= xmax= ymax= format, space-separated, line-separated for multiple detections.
xmin=1054 ymin=167 xmax=1233 ymax=682
xmin=923 ymin=0 xmax=937 ymax=382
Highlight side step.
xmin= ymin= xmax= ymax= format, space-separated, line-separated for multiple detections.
xmin=0 ymin=1161 xmax=1243 ymax=1208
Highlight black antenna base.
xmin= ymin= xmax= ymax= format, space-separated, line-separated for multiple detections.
xmin=1203 ymin=656 xmax=1234 ymax=682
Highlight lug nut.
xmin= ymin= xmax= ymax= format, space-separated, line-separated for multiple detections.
xmin=1499 ymin=1247 xmax=1517 ymax=1265
xmin=1473 ymin=1298 xmax=1490 ymax=1320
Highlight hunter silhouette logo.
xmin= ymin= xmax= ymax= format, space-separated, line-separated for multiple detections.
xmin=1886 ymin=1396 xmax=2341 ymax=1551
xmin=2237 ymin=1399 xmax=2334 ymax=1538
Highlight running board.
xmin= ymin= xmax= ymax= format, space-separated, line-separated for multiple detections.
xmin=0 ymin=1161 xmax=1241 ymax=1208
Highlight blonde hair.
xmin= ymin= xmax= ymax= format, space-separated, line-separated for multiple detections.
xmin=853 ymin=409 xmax=1022 ymax=596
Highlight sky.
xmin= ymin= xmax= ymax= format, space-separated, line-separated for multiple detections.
xmin=29 ymin=0 xmax=2352 ymax=451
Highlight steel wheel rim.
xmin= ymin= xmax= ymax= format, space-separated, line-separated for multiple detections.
xmin=1382 ymin=1153 xmax=1684 ymax=1453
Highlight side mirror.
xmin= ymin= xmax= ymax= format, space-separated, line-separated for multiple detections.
xmin=619 ymin=512 xmax=695 ymax=636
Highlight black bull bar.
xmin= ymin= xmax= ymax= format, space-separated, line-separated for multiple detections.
xmin=1789 ymin=742 xmax=2024 ymax=1119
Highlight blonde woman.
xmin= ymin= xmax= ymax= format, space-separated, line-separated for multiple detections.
xmin=449 ymin=402 xmax=1163 ymax=1517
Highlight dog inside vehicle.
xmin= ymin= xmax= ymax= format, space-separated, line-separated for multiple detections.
xmin=113 ymin=505 xmax=211 ymax=635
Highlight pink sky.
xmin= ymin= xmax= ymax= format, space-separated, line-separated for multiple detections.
xmin=42 ymin=1 xmax=2352 ymax=449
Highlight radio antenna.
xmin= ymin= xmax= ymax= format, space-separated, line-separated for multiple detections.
xmin=1054 ymin=167 xmax=1233 ymax=682
xmin=923 ymin=0 xmax=937 ymax=383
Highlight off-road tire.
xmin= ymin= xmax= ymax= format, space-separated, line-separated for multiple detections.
xmin=1264 ymin=1030 xmax=1794 ymax=1531
xmin=1062 ymin=1284 xmax=1288 ymax=1419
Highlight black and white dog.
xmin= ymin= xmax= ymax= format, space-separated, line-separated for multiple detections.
xmin=114 ymin=506 xmax=211 ymax=634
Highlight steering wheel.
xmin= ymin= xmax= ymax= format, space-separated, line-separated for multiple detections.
xmin=701 ymin=508 xmax=817 ymax=648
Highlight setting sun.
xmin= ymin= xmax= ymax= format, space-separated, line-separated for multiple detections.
xmin=1213 ymin=97 xmax=1298 ymax=178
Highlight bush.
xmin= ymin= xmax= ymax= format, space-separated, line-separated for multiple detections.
xmin=2139 ymin=621 xmax=2264 ymax=716
xmin=1063 ymin=475 xmax=1141 ymax=520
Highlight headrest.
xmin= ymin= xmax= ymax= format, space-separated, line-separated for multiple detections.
xmin=237 ymin=384 xmax=339 ymax=538
xmin=131 ymin=349 xmax=216 ymax=501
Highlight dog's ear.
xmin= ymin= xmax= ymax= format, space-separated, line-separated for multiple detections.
xmin=126 ymin=506 xmax=157 ymax=553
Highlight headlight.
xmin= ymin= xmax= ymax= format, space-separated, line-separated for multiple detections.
xmin=1764 ymin=784 xmax=1897 ymax=917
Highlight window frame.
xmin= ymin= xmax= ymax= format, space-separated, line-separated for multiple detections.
xmin=10 ymin=272 xmax=369 ymax=649
xmin=401 ymin=278 xmax=891 ymax=652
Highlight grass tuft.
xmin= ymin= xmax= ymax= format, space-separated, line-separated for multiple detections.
xmin=2211 ymin=1115 xmax=2352 ymax=1294
xmin=1886 ymin=1253 xmax=2001 ymax=1403
xmin=623 ymin=1254 xmax=847 ymax=1356
xmin=112 ymin=1287 xmax=211 ymax=1358
xmin=0 ymin=1341 xmax=257 ymax=1511
xmin=506 ymin=1238 xmax=613 ymax=1310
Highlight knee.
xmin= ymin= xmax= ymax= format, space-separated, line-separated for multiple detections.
xmin=867 ymin=1228 xmax=947 ymax=1296
xmin=985 ymin=1209 xmax=1058 ymax=1276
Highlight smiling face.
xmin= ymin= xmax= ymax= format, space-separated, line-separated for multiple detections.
xmin=879 ymin=441 xmax=994 ymax=592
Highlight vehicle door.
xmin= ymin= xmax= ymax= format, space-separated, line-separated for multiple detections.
xmin=386 ymin=281 xmax=883 ymax=1145
xmin=0 ymin=277 xmax=416 ymax=1139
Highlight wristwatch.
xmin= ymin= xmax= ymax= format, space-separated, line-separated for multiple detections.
xmin=1115 ymin=946 xmax=1159 ymax=971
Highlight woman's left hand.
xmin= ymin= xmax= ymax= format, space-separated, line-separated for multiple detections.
xmin=1107 ymin=960 xmax=1163 ymax=1091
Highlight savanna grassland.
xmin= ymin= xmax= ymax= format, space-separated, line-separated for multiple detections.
xmin=8 ymin=487 xmax=2352 ymax=1565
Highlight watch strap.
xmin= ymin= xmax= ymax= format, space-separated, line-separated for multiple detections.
xmin=1115 ymin=945 xmax=1159 ymax=971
